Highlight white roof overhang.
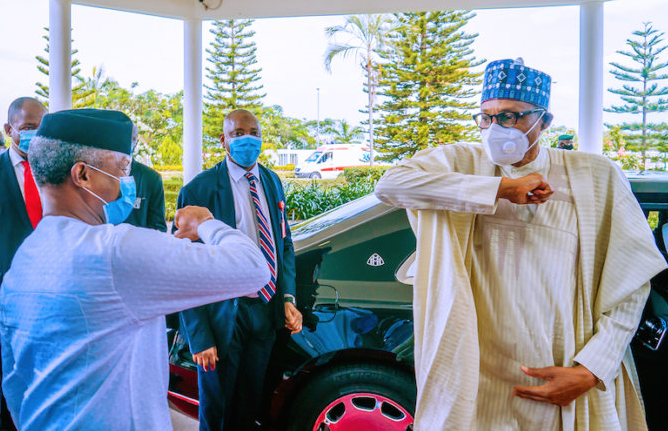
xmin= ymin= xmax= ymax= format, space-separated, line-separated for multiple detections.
xmin=72 ymin=0 xmax=609 ymax=20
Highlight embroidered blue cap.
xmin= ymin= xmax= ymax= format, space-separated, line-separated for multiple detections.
xmin=481 ymin=58 xmax=551 ymax=109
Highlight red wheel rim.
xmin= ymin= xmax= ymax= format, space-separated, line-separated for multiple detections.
xmin=312 ymin=392 xmax=413 ymax=431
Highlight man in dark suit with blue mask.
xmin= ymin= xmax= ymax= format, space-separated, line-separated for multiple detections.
xmin=0 ymin=97 xmax=47 ymax=430
xmin=1 ymin=97 xmax=47 ymax=282
xmin=176 ymin=109 xmax=302 ymax=431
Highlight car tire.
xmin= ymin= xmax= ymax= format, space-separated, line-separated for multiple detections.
xmin=309 ymin=172 xmax=322 ymax=180
xmin=286 ymin=362 xmax=416 ymax=431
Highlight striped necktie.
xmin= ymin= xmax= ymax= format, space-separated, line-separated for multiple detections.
xmin=245 ymin=172 xmax=276 ymax=303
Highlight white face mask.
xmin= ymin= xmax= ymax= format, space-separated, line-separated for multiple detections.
xmin=481 ymin=111 xmax=545 ymax=166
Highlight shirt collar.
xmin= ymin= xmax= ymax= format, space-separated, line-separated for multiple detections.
xmin=8 ymin=145 xmax=26 ymax=168
xmin=226 ymin=157 xmax=260 ymax=183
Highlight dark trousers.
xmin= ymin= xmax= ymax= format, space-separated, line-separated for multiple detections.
xmin=1 ymin=395 xmax=15 ymax=431
xmin=198 ymin=297 xmax=276 ymax=431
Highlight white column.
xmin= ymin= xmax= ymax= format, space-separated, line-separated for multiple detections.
xmin=578 ymin=1 xmax=604 ymax=154
xmin=183 ymin=18 xmax=204 ymax=184
xmin=49 ymin=0 xmax=72 ymax=112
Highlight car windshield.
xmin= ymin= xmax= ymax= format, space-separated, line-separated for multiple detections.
xmin=626 ymin=171 xmax=668 ymax=210
xmin=305 ymin=151 xmax=322 ymax=163
xmin=318 ymin=152 xmax=332 ymax=164
xmin=292 ymin=194 xmax=383 ymax=241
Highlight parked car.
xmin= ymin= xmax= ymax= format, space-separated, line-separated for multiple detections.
xmin=294 ymin=144 xmax=371 ymax=179
xmin=626 ymin=171 xmax=668 ymax=431
xmin=167 ymin=171 xmax=668 ymax=431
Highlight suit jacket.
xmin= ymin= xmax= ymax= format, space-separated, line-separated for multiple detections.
xmin=124 ymin=160 xmax=167 ymax=232
xmin=175 ymin=159 xmax=296 ymax=354
xmin=0 ymin=151 xmax=33 ymax=286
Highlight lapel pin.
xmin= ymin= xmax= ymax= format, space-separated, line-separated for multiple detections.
xmin=279 ymin=201 xmax=286 ymax=239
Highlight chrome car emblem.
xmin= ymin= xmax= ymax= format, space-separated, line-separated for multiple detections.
xmin=367 ymin=253 xmax=385 ymax=267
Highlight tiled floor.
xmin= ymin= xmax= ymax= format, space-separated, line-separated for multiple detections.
xmin=170 ymin=408 xmax=198 ymax=430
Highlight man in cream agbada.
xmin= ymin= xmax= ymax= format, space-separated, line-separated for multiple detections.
xmin=375 ymin=58 xmax=667 ymax=430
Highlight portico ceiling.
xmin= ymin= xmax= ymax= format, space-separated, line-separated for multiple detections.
xmin=73 ymin=0 xmax=610 ymax=20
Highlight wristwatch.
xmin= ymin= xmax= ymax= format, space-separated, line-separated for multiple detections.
xmin=284 ymin=295 xmax=296 ymax=305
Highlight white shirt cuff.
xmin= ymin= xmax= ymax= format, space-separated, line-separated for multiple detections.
xmin=197 ymin=219 xmax=231 ymax=243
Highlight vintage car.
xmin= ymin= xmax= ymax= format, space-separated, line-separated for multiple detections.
xmin=167 ymin=172 xmax=668 ymax=431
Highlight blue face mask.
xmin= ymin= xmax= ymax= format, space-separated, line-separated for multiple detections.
xmin=82 ymin=164 xmax=137 ymax=225
xmin=16 ymin=129 xmax=37 ymax=153
xmin=228 ymin=135 xmax=262 ymax=168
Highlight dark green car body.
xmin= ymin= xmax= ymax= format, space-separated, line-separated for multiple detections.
xmin=168 ymin=171 xmax=668 ymax=430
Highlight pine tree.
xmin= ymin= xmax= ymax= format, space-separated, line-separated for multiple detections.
xmin=606 ymin=22 xmax=668 ymax=170
xmin=35 ymin=27 xmax=93 ymax=108
xmin=204 ymin=19 xmax=265 ymax=146
xmin=375 ymin=11 xmax=483 ymax=161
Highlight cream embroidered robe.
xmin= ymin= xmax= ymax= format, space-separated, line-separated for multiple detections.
xmin=375 ymin=143 xmax=667 ymax=431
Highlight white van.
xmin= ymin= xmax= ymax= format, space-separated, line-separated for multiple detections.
xmin=294 ymin=144 xmax=371 ymax=179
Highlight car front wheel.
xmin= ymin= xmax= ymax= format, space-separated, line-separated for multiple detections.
xmin=309 ymin=172 xmax=322 ymax=179
xmin=286 ymin=362 xmax=416 ymax=431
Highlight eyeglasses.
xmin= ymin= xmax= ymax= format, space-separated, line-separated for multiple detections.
xmin=472 ymin=109 xmax=545 ymax=129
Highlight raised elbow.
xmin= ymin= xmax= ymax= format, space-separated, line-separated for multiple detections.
xmin=374 ymin=173 xmax=399 ymax=206
xmin=257 ymin=260 xmax=271 ymax=287
xmin=249 ymin=248 xmax=272 ymax=287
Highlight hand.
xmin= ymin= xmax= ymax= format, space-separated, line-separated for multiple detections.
xmin=497 ymin=173 xmax=554 ymax=205
xmin=192 ymin=346 xmax=218 ymax=372
xmin=284 ymin=302 xmax=303 ymax=334
xmin=513 ymin=364 xmax=598 ymax=406
xmin=174 ymin=206 xmax=214 ymax=241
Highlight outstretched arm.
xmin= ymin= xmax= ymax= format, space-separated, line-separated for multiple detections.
xmin=111 ymin=206 xmax=270 ymax=321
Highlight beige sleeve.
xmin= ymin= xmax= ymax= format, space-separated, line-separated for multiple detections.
xmin=375 ymin=146 xmax=501 ymax=214
xmin=574 ymin=281 xmax=650 ymax=390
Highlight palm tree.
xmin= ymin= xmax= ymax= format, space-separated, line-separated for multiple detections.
xmin=325 ymin=119 xmax=365 ymax=144
xmin=324 ymin=15 xmax=386 ymax=166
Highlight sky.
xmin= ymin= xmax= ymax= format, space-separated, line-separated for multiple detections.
xmin=1 ymin=0 xmax=667 ymax=134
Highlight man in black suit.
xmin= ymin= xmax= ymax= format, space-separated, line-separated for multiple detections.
xmin=176 ymin=109 xmax=302 ymax=431
xmin=0 ymin=96 xmax=47 ymax=431
xmin=124 ymin=124 xmax=167 ymax=232
xmin=1 ymin=97 xmax=47 ymax=283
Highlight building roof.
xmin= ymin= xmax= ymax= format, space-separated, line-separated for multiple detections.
xmin=73 ymin=0 xmax=610 ymax=20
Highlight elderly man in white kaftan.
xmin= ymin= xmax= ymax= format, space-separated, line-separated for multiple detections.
xmin=375 ymin=58 xmax=667 ymax=431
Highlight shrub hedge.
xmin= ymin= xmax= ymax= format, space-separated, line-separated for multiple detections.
xmin=153 ymin=164 xmax=183 ymax=172
xmin=157 ymin=165 xmax=389 ymax=222
xmin=342 ymin=166 xmax=390 ymax=184
xmin=275 ymin=170 xmax=296 ymax=180
xmin=162 ymin=175 xmax=183 ymax=221
xmin=282 ymin=167 xmax=388 ymax=220
xmin=283 ymin=181 xmax=374 ymax=221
